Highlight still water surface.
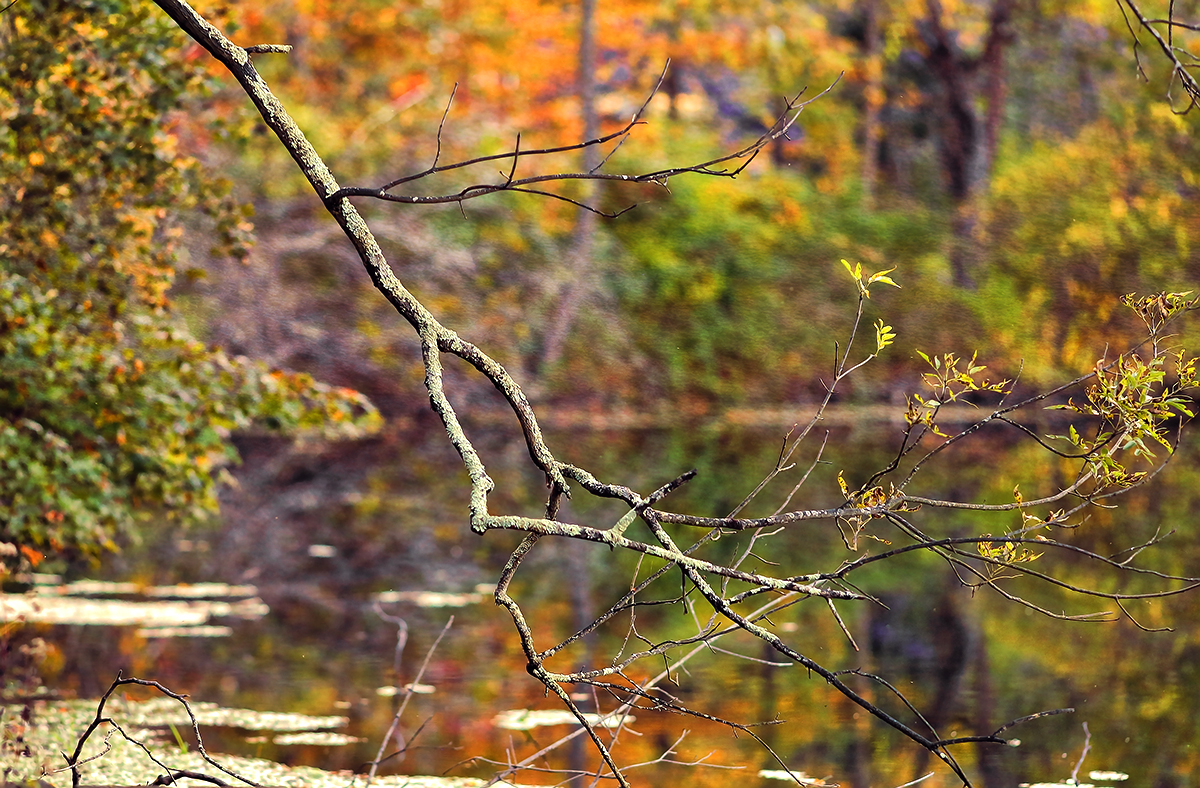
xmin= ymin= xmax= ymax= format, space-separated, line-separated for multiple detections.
xmin=6 ymin=415 xmax=1200 ymax=787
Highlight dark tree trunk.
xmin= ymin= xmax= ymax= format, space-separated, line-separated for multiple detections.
xmin=980 ymin=0 xmax=1015 ymax=179
xmin=909 ymin=588 xmax=970 ymax=781
xmin=922 ymin=0 xmax=1015 ymax=289
xmin=845 ymin=611 xmax=874 ymax=788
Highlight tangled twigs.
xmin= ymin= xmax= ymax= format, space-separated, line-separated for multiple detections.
xmin=59 ymin=672 xmax=258 ymax=788
xmin=147 ymin=0 xmax=1200 ymax=784
xmin=323 ymin=66 xmax=839 ymax=215
xmin=362 ymin=614 xmax=453 ymax=786
xmin=1116 ymin=0 xmax=1200 ymax=113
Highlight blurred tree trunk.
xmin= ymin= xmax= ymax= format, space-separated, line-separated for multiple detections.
xmin=542 ymin=0 xmax=599 ymax=370
xmin=563 ymin=499 xmax=596 ymax=785
xmin=860 ymin=0 xmax=884 ymax=210
xmin=923 ymin=0 xmax=1015 ymax=289
xmin=980 ymin=0 xmax=1013 ymax=179
xmin=909 ymin=585 xmax=969 ymax=781
xmin=972 ymin=629 xmax=1010 ymax=788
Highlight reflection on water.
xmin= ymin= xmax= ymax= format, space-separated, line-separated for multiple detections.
xmin=139 ymin=625 xmax=235 ymax=638
xmin=492 ymin=709 xmax=634 ymax=730
xmin=758 ymin=769 xmax=830 ymax=785
xmin=375 ymin=587 xmax=493 ymax=608
xmin=8 ymin=697 xmax=529 ymax=788
xmin=1020 ymin=776 xmax=1130 ymax=788
xmin=3 ymin=418 xmax=1200 ymax=787
xmin=270 ymin=731 xmax=364 ymax=745
xmin=377 ymin=682 xmax=436 ymax=696
xmin=28 ymin=578 xmax=263 ymax=598
xmin=0 ymin=577 xmax=268 ymax=635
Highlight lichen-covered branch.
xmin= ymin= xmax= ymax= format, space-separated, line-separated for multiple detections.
xmin=150 ymin=2 xmax=1200 ymax=784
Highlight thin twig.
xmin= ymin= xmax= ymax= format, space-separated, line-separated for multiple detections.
xmin=365 ymin=617 xmax=454 ymax=785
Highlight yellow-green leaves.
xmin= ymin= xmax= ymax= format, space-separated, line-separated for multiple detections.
xmin=839 ymin=261 xmax=900 ymax=359
xmin=904 ymin=351 xmax=1011 ymax=438
xmin=875 ymin=319 xmax=896 ymax=353
xmin=1046 ymin=334 xmax=1198 ymax=491
xmin=977 ymin=537 xmax=1042 ymax=567
xmin=1121 ymin=291 xmax=1199 ymax=336
xmin=973 ymin=485 xmax=1046 ymax=570
xmin=914 ymin=350 xmax=1010 ymax=397
xmin=841 ymin=259 xmax=900 ymax=299
xmin=835 ymin=471 xmax=899 ymax=550
xmin=1041 ymin=294 xmax=1200 ymax=495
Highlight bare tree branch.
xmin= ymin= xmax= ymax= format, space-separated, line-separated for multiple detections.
xmin=59 ymin=672 xmax=258 ymax=788
xmin=1117 ymin=0 xmax=1200 ymax=113
xmin=146 ymin=2 xmax=1200 ymax=785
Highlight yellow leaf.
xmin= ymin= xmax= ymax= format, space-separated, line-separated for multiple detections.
xmin=867 ymin=267 xmax=901 ymax=288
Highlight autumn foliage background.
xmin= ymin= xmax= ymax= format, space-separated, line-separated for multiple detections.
xmin=6 ymin=1 xmax=1200 ymax=784
xmin=200 ymin=0 xmax=1200 ymax=403
xmin=5 ymin=0 xmax=1200 ymax=569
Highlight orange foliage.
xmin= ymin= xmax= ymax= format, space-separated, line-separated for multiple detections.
xmin=213 ymin=0 xmax=854 ymax=163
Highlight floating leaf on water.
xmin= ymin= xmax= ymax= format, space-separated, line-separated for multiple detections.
xmin=144 ymin=583 xmax=260 ymax=599
xmin=493 ymin=709 xmax=633 ymax=730
xmin=273 ymin=732 xmax=363 ymax=746
xmin=137 ymin=625 xmax=233 ymax=638
xmin=375 ymin=590 xmax=483 ymax=608
xmin=308 ymin=544 xmax=337 ymax=558
xmin=1089 ymin=773 xmax=1130 ymax=782
xmin=758 ymin=770 xmax=826 ymax=785
xmin=1 ymin=593 xmax=267 ymax=627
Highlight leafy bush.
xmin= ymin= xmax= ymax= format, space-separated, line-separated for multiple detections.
xmin=0 ymin=0 xmax=379 ymax=573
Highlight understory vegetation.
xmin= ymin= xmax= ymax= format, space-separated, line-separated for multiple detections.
xmin=4 ymin=1 xmax=1200 ymax=787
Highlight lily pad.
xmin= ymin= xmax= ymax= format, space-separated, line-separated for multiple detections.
xmin=492 ymin=709 xmax=634 ymax=730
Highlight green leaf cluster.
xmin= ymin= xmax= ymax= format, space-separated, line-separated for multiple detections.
xmin=1049 ymin=345 xmax=1198 ymax=487
xmin=1042 ymin=293 xmax=1199 ymax=490
xmin=0 ymin=0 xmax=380 ymax=574
xmin=904 ymin=351 xmax=1011 ymax=437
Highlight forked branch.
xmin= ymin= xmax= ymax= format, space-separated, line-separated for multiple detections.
xmin=323 ymin=67 xmax=839 ymax=216
xmin=148 ymin=1 xmax=1200 ymax=784
xmin=1117 ymin=0 xmax=1200 ymax=113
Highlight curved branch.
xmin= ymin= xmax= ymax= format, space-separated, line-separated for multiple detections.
xmin=325 ymin=75 xmax=843 ymax=211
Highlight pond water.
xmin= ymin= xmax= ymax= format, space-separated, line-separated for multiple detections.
xmin=4 ymin=411 xmax=1200 ymax=788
